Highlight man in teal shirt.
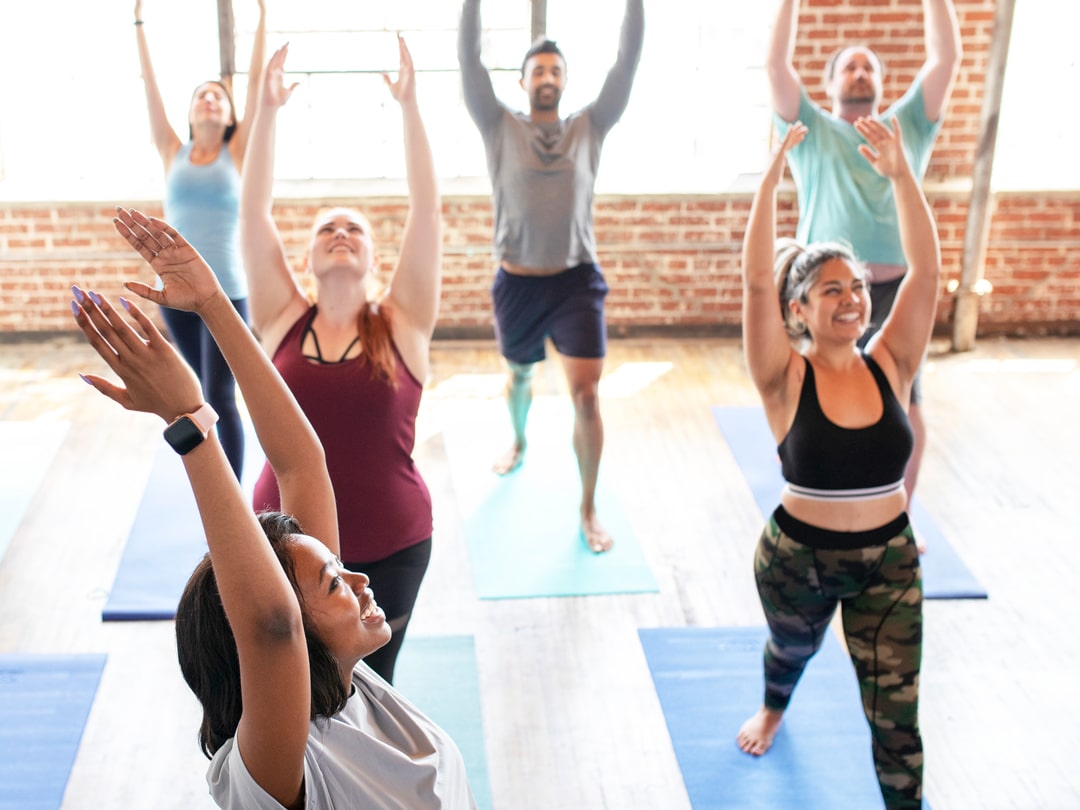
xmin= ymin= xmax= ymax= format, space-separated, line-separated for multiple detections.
xmin=767 ymin=0 xmax=961 ymax=547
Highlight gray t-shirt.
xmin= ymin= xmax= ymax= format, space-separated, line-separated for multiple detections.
xmin=458 ymin=0 xmax=644 ymax=270
xmin=207 ymin=664 xmax=476 ymax=809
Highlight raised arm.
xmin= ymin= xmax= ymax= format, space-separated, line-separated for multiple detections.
xmin=382 ymin=35 xmax=442 ymax=382
xmin=918 ymin=0 xmax=962 ymax=121
xmin=589 ymin=0 xmax=645 ymax=135
xmin=239 ymin=44 xmax=308 ymax=354
xmin=767 ymin=0 xmax=802 ymax=124
xmin=856 ymin=118 xmax=941 ymax=382
xmin=116 ymin=208 xmax=337 ymax=548
xmin=458 ymin=0 xmax=504 ymax=132
xmin=74 ymin=208 xmax=339 ymax=806
xmin=742 ymin=124 xmax=807 ymax=404
xmin=226 ymin=0 xmax=268 ymax=165
xmin=133 ymin=0 xmax=182 ymax=169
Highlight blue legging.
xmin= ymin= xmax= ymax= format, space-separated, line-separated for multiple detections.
xmin=160 ymin=299 xmax=248 ymax=478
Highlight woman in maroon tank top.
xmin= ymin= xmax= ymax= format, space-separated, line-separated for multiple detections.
xmin=239 ymin=37 xmax=441 ymax=685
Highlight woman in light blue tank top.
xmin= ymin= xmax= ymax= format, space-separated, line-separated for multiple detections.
xmin=133 ymin=0 xmax=267 ymax=476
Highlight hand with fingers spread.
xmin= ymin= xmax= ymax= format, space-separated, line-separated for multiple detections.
xmin=262 ymin=44 xmax=299 ymax=111
xmin=113 ymin=207 xmax=225 ymax=314
xmin=382 ymin=34 xmax=416 ymax=107
xmin=71 ymin=286 xmax=201 ymax=422
xmin=762 ymin=121 xmax=807 ymax=189
xmin=855 ymin=116 xmax=909 ymax=179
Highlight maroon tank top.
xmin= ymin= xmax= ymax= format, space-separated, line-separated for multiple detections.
xmin=252 ymin=306 xmax=432 ymax=563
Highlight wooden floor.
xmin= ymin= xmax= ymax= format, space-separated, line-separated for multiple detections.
xmin=2 ymin=333 xmax=1078 ymax=809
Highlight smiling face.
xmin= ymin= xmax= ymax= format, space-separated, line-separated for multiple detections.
xmin=789 ymin=257 xmax=870 ymax=343
xmin=520 ymin=52 xmax=566 ymax=113
xmin=289 ymin=534 xmax=390 ymax=673
xmin=307 ymin=208 xmax=377 ymax=281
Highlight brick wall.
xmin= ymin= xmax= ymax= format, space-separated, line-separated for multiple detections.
xmin=2 ymin=0 xmax=1078 ymax=338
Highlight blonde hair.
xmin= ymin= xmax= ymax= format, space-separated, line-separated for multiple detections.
xmin=773 ymin=238 xmax=867 ymax=339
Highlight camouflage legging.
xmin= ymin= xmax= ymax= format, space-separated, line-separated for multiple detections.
xmin=754 ymin=508 xmax=923 ymax=810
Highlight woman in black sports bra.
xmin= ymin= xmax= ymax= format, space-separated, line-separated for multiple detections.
xmin=735 ymin=118 xmax=941 ymax=810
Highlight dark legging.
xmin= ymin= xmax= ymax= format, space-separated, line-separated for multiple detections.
xmin=160 ymin=299 xmax=248 ymax=478
xmin=754 ymin=507 xmax=923 ymax=810
xmin=345 ymin=537 xmax=432 ymax=685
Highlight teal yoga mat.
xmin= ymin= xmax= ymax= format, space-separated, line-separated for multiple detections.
xmin=395 ymin=636 xmax=491 ymax=810
xmin=441 ymin=397 xmax=658 ymax=599
xmin=102 ymin=426 xmax=266 ymax=621
xmin=0 ymin=654 xmax=107 ymax=810
xmin=711 ymin=406 xmax=987 ymax=600
xmin=639 ymin=627 xmax=930 ymax=809
xmin=0 ymin=421 xmax=69 ymax=564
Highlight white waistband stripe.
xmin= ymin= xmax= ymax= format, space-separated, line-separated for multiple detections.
xmin=784 ymin=479 xmax=905 ymax=502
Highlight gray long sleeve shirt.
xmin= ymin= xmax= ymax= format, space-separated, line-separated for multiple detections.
xmin=458 ymin=0 xmax=644 ymax=270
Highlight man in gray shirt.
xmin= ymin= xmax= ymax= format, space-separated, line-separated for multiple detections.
xmin=458 ymin=0 xmax=644 ymax=553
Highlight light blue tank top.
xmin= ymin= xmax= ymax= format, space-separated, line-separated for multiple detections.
xmin=163 ymin=141 xmax=247 ymax=299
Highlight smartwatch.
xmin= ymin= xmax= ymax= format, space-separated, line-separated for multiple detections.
xmin=163 ymin=402 xmax=220 ymax=456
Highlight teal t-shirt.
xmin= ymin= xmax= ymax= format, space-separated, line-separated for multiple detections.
xmin=775 ymin=79 xmax=941 ymax=266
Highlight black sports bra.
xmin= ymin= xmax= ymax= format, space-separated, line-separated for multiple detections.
xmin=778 ymin=353 xmax=913 ymax=500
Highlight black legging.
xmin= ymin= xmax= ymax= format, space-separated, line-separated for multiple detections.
xmin=160 ymin=299 xmax=248 ymax=478
xmin=345 ymin=537 xmax=432 ymax=684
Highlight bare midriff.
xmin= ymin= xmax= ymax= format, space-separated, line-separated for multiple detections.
xmin=867 ymin=262 xmax=907 ymax=285
xmin=780 ymin=488 xmax=908 ymax=533
xmin=500 ymin=260 xmax=572 ymax=277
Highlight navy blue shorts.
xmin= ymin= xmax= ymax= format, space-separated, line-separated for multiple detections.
xmin=859 ymin=275 xmax=922 ymax=404
xmin=492 ymin=263 xmax=609 ymax=364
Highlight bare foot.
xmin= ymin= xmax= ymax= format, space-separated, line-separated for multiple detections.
xmin=581 ymin=511 xmax=613 ymax=554
xmin=736 ymin=706 xmax=784 ymax=756
xmin=492 ymin=444 xmax=525 ymax=476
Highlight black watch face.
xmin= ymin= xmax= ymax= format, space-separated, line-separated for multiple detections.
xmin=164 ymin=416 xmax=204 ymax=455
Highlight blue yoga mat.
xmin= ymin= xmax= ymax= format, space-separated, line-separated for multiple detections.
xmin=394 ymin=636 xmax=492 ymax=810
xmin=0 ymin=654 xmax=107 ymax=810
xmin=0 ymin=421 xmax=69 ymax=564
xmin=711 ymin=406 xmax=986 ymax=600
xmin=103 ymin=427 xmax=266 ymax=621
xmin=441 ymin=397 xmax=658 ymax=600
xmin=639 ymin=627 xmax=930 ymax=809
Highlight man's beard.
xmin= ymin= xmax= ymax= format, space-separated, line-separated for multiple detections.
xmin=531 ymin=85 xmax=561 ymax=111
xmin=842 ymin=82 xmax=878 ymax=106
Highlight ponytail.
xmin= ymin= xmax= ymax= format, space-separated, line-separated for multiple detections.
xmin=773 ymin=239 xmax=865 ymax=340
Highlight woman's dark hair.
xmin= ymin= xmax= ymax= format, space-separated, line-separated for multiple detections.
xmin=774 ymin=238 xmax=867 ymax=339
xmin=175 ymin=512 xmax=350 ymax=758
xmin=521 ymin=37 xmax=566 ymax=75
xmin=187 ymin=80 xmax=238 ymax=143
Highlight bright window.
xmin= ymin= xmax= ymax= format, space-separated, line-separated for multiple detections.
xmin=0 ymin=1 xmax=1067 ymax=201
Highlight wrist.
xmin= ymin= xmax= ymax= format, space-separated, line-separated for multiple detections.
xmin=163 ymin=403 xmax=219 ymax=456
xmin=134 ymin=19 xmax=144 ymax=25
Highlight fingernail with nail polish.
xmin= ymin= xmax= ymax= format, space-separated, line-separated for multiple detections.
xmin=78 ymin=373 xmax=93 ymax=386
xmin=119 ymin=297 xmax=132 ymax=311
xmin=71 ymin=300 xmax=81 ymax=317
xmin=88 ymin=290 xmax=102 ymax=306
xmin=71 ymin=285 xmax=85 ymax=303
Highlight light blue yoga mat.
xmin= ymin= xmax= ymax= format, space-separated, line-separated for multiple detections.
xmin=395 ymin=635 xmax=491 ymax=810
xmin=102 ymin=427 xmax=266 ymax=621
xmin=639 ymin=627 xmax=930 ymax=809
xmin=0 ymin=654 xmax=107 ymax=810
xmin=711 ymin=406 xmax=987 ymax=600
xmin=0 ymin=421 xmax=69 ymax=564
xmin=441 ymin=397 xmax=658 ymax=600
